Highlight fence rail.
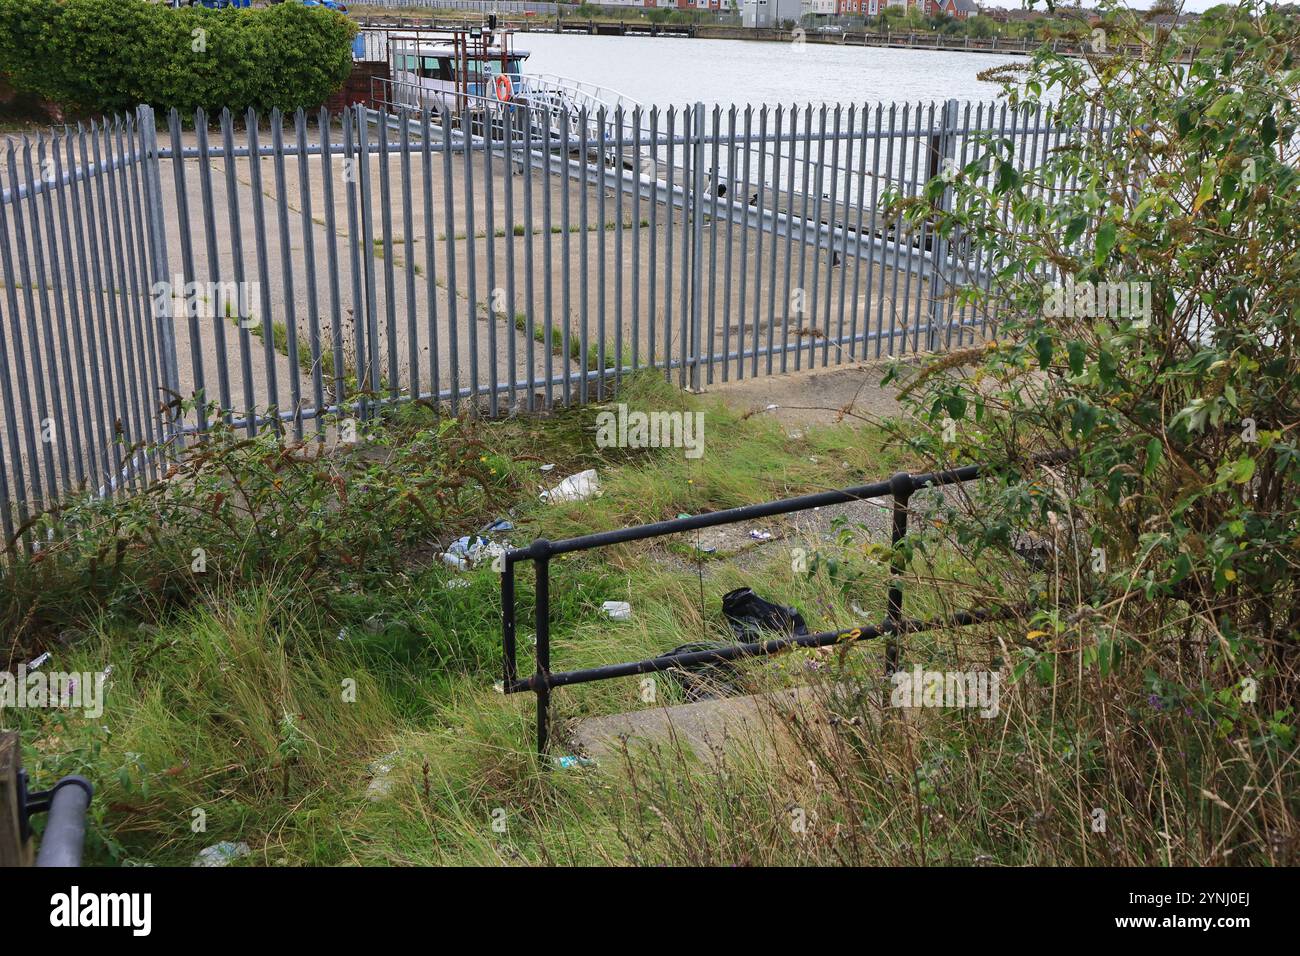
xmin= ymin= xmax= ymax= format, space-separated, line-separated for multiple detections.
xmin=0 ymin=96 xmax=1104 ymax=546
xmin=349 ymin=0 xmax=560 ymax=11
xmin=500 ymin=450 xmax=1072 ymax=755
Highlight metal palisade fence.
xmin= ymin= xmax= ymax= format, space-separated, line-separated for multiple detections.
xmin=0 ymin=95 xmax=1097 ymax=542
xmin=347 ymin=0 xmax=560 ymax=10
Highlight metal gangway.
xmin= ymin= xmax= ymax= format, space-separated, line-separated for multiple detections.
xmin=506 ymin=72 xmax=643 ymax=151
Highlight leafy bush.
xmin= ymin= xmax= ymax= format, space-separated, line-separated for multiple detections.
xmin=879 ymin=0 xmax=1298 ymax=820
xmin=0 ymin=404 xmax=509 ymax=663
xmin=0 ymin=0 xmax=356 ymax=114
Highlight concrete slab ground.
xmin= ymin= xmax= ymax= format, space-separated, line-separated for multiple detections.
xmin=699 ymin=358 xmax=912 ymax=430
xmin=569 ymin=681 xmax=880 ymax=764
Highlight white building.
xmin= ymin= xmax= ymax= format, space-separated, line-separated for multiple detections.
xmin=742 ymin=0 xmax=803 ymax=27
xmin=801 ymin=0 xmax=837 ymax=15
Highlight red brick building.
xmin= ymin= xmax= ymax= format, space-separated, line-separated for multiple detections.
xmin=847 ymin=0 xmax=977 ymax=18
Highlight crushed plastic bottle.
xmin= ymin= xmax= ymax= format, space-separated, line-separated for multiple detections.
xmin=193 ymin=841 xmax=251 ymax=867
xmin=439 ymin=535 xmax=504 ymax=571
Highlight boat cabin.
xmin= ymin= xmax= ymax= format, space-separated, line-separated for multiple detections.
xmin=387 ymin=23 xmax=530 ymax=114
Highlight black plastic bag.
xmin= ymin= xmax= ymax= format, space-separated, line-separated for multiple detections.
xmin=721 ymin=587 xmax=809 ymax=642
xmin=659 ymin=641 xmax=742 ymax=701
xmin=660 ymin=589 xmax=811 ymax=702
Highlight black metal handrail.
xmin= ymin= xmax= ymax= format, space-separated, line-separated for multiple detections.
xmin=500 ymin=452 xmax=1071 ymax=755
xmin=18 ymin=770 xmax=94 ymax=867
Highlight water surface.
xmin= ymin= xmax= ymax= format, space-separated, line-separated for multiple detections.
xmin=514 ymin=34 xmax=1024 ymax=107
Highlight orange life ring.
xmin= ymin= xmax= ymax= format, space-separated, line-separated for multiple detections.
xmin=494 ymin=74 xmax=513 ymax=103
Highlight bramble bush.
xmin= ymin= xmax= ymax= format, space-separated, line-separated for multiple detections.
xmin=0 ymin=403 xmax=513 ymax=664
xmin=0 ymin=0 xmax=355 ymax=114
xmin=862 ymin=0 xmax=1299 ymax=860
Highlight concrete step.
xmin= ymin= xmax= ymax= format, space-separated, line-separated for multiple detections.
xmin=568 ymin=681 xmax=879 ymax=764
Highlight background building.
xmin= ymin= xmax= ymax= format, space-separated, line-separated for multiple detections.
xmin=742 ymin=0 xmax=803 ymax=27
xmin=839 ymin=0 xmax=978 ymax=18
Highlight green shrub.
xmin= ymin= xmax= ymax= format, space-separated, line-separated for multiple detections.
xmin=887 ymin=0 xmax=1300 ymax=718
xmin=0 ymin=405 xmax=506 ymax=661
xmin=0 ymin=0 xmax=356 ymax=114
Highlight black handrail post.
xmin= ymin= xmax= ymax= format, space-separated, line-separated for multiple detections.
xmin=502 ymin=555 xmax=517 ymax=688
xmin=499 ymin=452 xmax=1068 ymax=754
xmin=886 ymin=471 xmax=914 ymax=674
xmin=533 ymin=540 xmax=552 ymax=758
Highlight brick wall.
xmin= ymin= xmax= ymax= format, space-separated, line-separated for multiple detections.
xmin=323 ymin=61 xmax=390 ymax=114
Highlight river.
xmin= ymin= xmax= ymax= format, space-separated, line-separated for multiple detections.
xmin=511 ymin=33 xmax=1024 ymax=107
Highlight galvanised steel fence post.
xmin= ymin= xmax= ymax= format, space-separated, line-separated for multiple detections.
xmin=927 ymin=99 xmax=959 ymax=353
xmin=689 ymin=102 xmax=705 ymax=392
xmin=135 ymin=105 xmax=183 ymax=451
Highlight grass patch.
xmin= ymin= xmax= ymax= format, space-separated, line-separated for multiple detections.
xmin=5 ymin=373 xmax=917 ymax=864
xmin=6 ymin=371 xmax=1291 ymax=866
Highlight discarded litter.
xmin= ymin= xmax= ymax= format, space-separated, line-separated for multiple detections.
xmin=482 ymin=518 xmax=514 ymax=533
xmin=445 ymin=578 xmax=470 ymax=589
xmin=601 ymin=600 xmax=631 ymax=621
xmin=552 ymin=755 xmax=596 ymax=769
xmin=366 ymin=754 xmax=398 ymax=802
xmin=749 ymin=529 xmax=773 ymax=541
xmin=441 ymin=548 xmax=473 ymax=572
xmin=193 ymin=841 xmax=251 ymax=868
xmin=541 ymin=469 xmax=600 ymax=503
xmin=441 ymin=552 xmax=471 ymax=571
xmin=765 ymin=403 xmax=779 ymax=411
xmin=540 ymin=463 xmax=556 ymax=473
xmin=28 ymin=652 xmax=50 ymax=670
xmin=493 ymin=680 xmax=505 ymax=694
xmin=722 ymin=586 xmax=810 ymax=642
xmin=660 ymin=641 xmax=741 ymax=701
xmin=439 ymin=535 xmax=505 ymax=571
xmin=449 ymin=535 xmax=491 ymax=560
xmin=661 ymin=590 xmax=813 ymax=701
